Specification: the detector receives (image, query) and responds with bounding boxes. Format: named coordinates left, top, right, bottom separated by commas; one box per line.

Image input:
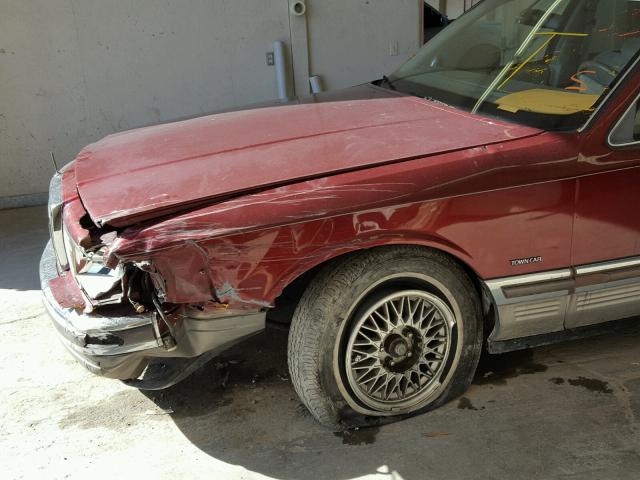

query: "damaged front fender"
left=104, top=132, right=578, bottom=311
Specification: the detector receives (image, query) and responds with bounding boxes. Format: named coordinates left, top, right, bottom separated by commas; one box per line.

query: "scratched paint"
left=93, top=131, right=581, bottom=309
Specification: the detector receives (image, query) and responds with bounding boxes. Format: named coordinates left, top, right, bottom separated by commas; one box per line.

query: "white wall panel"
left=0, top=0, right=421, bottom=202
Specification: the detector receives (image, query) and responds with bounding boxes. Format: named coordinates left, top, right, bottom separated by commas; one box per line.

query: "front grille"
left=48, top=172, right=68, bottom=270
left=48, top=169, right=125, bottom=305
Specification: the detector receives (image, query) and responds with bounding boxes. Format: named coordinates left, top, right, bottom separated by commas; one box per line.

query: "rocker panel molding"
left=486, top=257, right=640, bottom=342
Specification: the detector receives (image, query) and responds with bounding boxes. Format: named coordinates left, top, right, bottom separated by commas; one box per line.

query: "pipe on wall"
left=273, top=41, right=289, bottom=100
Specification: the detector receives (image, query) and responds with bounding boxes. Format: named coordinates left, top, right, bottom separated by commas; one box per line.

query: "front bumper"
left=40, top=240, right=265, bottom=388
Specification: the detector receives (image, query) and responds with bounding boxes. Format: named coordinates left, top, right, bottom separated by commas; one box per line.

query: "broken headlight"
left=62, top=224, right=124, bottom=304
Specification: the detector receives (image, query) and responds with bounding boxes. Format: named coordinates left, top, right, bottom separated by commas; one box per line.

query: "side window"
left=609, top=97, right=640, bottom=147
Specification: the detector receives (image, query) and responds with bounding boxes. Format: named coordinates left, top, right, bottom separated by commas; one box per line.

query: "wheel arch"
left=268, top=238, right=496, bottom=334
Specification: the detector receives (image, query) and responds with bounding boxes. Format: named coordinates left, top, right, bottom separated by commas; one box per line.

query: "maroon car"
left=42, top=0, right=640, bottom=428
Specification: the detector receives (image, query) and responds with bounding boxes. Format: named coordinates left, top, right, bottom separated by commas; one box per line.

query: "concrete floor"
left=2, top=206, right=640, bottom=480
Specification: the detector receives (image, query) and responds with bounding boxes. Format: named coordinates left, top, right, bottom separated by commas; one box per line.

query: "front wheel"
left=287, top=246, right=483, bottom=429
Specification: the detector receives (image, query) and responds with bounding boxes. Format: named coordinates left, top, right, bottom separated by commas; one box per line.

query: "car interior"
left=390, top=0, right=640, bottom=129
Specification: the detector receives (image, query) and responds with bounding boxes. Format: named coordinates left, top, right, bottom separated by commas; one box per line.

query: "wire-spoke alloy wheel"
left=345, top=290, right=455, bottom=412
left=288, top=247, right=483, bottom=428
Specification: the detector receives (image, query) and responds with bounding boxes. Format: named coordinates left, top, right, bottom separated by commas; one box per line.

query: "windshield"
left=388, top=0, right=640, bottom=130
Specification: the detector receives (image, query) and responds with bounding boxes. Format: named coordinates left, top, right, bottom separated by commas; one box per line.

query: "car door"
left=568, top=72, right=640, bottom=329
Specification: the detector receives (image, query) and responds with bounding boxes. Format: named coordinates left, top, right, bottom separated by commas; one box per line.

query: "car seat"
left=575, top=38, right=640, bottom=95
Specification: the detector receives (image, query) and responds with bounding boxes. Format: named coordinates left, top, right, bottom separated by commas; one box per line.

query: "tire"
left=287, top=246, right=483, bottom=430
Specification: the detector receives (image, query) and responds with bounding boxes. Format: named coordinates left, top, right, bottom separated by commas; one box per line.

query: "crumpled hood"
left=75, top=89, right=539, bottom=227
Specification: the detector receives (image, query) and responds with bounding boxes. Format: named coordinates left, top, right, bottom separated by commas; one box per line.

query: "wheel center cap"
left=391, top=340, right=409, bottom=357
left=382, top=330, right=422, bottom=373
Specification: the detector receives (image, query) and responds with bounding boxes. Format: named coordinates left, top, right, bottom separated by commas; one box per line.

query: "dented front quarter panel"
left=107, top=131, right=580, bottom=310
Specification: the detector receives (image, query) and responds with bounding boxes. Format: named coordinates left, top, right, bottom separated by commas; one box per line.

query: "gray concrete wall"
left=1, top=0, right=421, bottom=207
left=0, top=0, right=291, bottom=205
left=306, top=0, right=422, bottom=92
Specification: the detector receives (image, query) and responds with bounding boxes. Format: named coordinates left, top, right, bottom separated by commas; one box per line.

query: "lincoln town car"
left=41, top=0, right=640, bottom=428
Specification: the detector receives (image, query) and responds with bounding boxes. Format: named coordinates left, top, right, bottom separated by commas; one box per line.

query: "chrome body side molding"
left=486, top=257, right=640, bottom=342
